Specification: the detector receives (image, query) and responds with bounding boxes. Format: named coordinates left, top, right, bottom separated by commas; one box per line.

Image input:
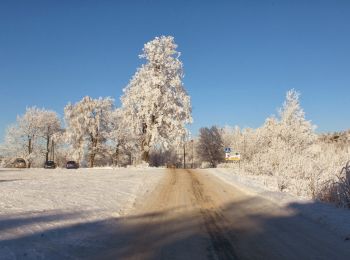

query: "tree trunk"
left=129, top=153, right=132, bottom=165
left=89, top=135, right=98, bottom=168
left=51, top=140, right=55, bottom=162
left=114, top=145, right=119, bottom=166
left=45, top=134, right=50, bottom=163
left=141, top=122, right=151, bottom=163
left=141, top=136, right=151, bottom=163
left=27, top=137, right=32, bottom=168
left=183, top=143, right=186, bottom=169
left=141, top=150, right=150, bottom=163
left=89, top=153, right=95, bottom=168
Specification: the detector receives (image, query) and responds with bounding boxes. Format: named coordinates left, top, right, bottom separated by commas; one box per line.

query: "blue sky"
left=0, top=0, right=349, bottom=141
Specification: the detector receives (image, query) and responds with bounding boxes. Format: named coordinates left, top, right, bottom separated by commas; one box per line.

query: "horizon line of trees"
left=1, top=84, right=349, bottom=209
left=1, top=82, right=349, bottom=171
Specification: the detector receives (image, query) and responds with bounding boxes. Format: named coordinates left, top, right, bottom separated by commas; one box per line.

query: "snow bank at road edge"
left=207, top=168, right=350, bottom=240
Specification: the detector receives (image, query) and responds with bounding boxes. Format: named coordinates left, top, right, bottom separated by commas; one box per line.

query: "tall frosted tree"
left=64, top=96, right=114, bottom=167
left=121, top=36, right=192, bottom=162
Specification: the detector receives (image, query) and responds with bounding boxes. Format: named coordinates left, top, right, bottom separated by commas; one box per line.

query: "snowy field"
left=208, top=168, right=350, bottom=240
left=0, top=167, right=165, bottom=259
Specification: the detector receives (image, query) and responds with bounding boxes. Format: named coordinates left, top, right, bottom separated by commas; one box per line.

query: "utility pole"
left=191, top=139, right=194, bottom=168
left=243, top=134, right=246, bottom=171
left=51, top=140, right=55, bottom=162
left=183, top=142, right=186, bottom=169
left=45, top=126, right=50, bottom=163
left=243, top=134, right=246, bottom=158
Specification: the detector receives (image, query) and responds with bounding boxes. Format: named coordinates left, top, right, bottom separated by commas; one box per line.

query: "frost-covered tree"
left=1, top=124, right=29, bottom=166
left=1, top=107, right=61, bottom=167
left=108, top=108, right=139, bottom=166
left=17, top=107, right=42, bottom=167
left=64, top=96, right=114, bottom=167
left=120, top=36, right=192, bottom=163
left=250, top=90, right=316, bottom=177
left=207, top=90, right=349, bottom=205
left=37, top=110, right=61, bottom=163
left=221, top=126, right=258, bottom=161
left=277, top=89, right=316, bottom=151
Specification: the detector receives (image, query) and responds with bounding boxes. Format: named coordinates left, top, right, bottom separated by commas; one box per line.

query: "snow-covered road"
left=93, top=169, right=350, bottom=260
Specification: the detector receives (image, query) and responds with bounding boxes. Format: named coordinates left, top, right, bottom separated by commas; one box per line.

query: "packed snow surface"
left=208, top=168, right=350, bottom=240
left=0, top=167, right=164, bottom=259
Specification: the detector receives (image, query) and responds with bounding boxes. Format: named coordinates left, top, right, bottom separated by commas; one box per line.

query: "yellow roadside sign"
left=225, top=152, right=241, bottom=161
left=225, top=157, right=240, bottom=161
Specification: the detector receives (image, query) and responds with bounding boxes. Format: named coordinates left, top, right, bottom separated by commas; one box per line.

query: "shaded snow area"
left=0, top=168, right=165, bottom=259
left=207, top=168, right=350, bottom=240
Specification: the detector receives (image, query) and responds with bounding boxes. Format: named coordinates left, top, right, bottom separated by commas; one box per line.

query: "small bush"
left=317, top=161, right=350, bottom=208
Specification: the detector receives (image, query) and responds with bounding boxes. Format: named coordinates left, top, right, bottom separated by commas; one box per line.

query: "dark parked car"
left=44, top=161, right=56, bottom=169
left=66, top=161, right=79, bottom=169
left=14, top=158, right=26, bottom=168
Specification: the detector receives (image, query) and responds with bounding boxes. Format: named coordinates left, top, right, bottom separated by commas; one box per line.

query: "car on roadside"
left=14, top=158, right=26, bottom=168
left=66, top=161, right=79, bottom=169
left=44, top=160, right=56, bottom=169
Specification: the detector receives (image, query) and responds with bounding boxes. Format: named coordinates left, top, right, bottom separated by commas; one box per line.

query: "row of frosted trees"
left=206, top=89, right=349, bottom=207
left=0, top=36, right=192, bottom=168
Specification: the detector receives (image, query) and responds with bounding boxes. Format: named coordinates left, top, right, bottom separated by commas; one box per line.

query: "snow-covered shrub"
left=317, top=161, right=350, bottom=208
left=217, top=162, right=240, bottom=168
left=149, top=148, right=180, bottom=167
left=222, top=89, right=350, bottom=205
left=0, top=157, right=15, bottom=168
left=200, top=161, right=212, bottom=168
left=221, top=126, right=259, bottom=162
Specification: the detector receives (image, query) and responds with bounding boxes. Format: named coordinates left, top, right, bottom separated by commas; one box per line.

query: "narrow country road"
left=96, top=169, right=350, bottom=260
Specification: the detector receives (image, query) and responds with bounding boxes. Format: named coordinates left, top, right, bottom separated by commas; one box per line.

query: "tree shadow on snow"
left=0, top=200, right=350, bottom=259
left=0, top=179, right=23, bottom=183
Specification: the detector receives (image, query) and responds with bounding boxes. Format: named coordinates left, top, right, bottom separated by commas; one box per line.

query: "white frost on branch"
left=120, top=36, right=192, bottom=162
left=64, top=96, right=114, bottom=167
left=1, top=107, right=61, bottom=167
